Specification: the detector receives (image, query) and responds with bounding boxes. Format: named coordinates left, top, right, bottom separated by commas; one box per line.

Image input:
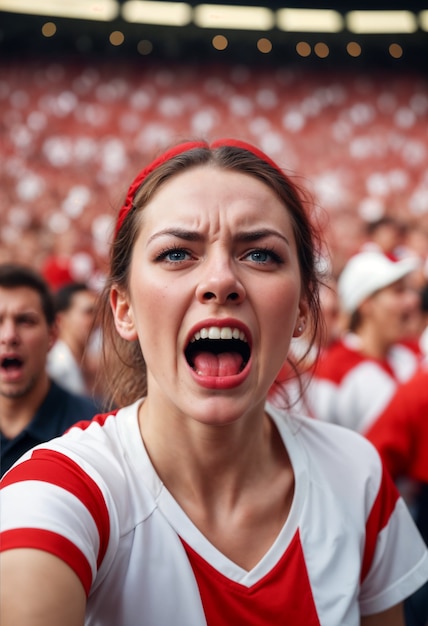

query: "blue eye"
left=246, top=248, right=282, bottom=264
left=250, top=250, right=270, bottom=263
left=166, top=249, right=188, bottom=262
left=156, top=247, right=191, bottom=263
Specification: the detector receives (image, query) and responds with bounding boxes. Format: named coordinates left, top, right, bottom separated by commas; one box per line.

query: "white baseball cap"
left=338, top=251, right=419, bottom=314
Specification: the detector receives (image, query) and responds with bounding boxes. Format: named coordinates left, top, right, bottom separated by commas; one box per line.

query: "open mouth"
left=1, top=356, right=24, bottom=373
left=185, top=326, right=251, bottom=377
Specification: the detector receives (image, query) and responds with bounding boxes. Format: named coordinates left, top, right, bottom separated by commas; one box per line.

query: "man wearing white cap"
left=305, top=251, right=421, bottom=434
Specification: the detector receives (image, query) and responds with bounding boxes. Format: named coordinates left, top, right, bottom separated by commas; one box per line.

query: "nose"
left=196, top=254, right=246, bottom=305
left=0, top=319, right=19, bottom=346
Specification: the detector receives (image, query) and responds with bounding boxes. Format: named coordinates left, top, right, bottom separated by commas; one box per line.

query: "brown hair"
left=0, top=263, right=55, bottom=326
left=99, top=141, right=324, bottom=408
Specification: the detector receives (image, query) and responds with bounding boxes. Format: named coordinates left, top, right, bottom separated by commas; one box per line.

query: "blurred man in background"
left=0, top=264, right=99, bottom=476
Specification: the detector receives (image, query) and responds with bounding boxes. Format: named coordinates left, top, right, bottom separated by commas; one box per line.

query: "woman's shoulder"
left=0, top=400, right=157, bottom=557
left=269, top=404, right=383, bottom=483
left=299, top=412, right=379, bottom=456
left=2, top=402, right=141, bottom=493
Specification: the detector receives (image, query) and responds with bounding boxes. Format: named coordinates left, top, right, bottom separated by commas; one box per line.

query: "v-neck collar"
left=118, top=401, right=308, bottom=587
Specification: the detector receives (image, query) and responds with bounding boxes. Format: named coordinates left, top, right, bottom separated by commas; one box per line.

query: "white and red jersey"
left=304, top=334, right=420, bottom=433
left=1, top=401, right=428, bottom=626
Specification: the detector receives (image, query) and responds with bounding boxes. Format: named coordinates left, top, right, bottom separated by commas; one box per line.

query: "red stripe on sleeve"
left=1, top=528, right=93, bottom=595
left=361, top=462, right=400, bottom=583
left=67, top=410, right=119, bottom=433
left=1, top=449, right=110, bottom=568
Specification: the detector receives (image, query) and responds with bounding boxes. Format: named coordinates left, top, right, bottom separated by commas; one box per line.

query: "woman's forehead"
left=138, top=166, right=294, bottom=235
left=144, top=165, right=287, bottom=212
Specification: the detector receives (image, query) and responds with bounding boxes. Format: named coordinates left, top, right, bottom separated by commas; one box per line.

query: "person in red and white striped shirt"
left=304, top=250, right=422, bottom=433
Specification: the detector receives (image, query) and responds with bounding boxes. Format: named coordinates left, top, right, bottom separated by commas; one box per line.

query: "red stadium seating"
left=1, top=60, right=427, bottom=284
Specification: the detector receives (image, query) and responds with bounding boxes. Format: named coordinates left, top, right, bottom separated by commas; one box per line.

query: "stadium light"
left=194, top=4, right=274, bottom=31
left=122, top=1, right=192, bottom=26
left=419, top=11, right=428, bottom=31
left=346, top=11, right=418, bottom=34
left=0, top=0, right=119, bottom=20
left=277, top=9, right=343, bottom=33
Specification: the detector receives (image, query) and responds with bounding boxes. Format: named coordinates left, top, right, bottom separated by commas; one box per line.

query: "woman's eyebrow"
left=235, top=229, right=290, bottom=246
left=147, top=228, right=203, bottom=244
left=147, top=227, right=290, bottom=246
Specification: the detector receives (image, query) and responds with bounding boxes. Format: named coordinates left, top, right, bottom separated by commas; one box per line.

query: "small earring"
left=298, top=325, right=303, bottom=333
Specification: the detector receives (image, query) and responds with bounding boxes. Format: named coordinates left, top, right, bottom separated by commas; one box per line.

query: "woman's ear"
left=110, top=287, right=138, bottom=342
left=293, top=297, right=309, bottom=338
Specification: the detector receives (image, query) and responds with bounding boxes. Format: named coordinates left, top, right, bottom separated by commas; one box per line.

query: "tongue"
left=193, top=351, right=243, bottom=377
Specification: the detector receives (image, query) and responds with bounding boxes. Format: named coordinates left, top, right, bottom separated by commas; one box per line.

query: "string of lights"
left=1, top=1, right=427, bottom=67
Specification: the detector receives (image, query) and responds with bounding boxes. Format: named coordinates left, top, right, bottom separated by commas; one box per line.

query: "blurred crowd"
left=1, top=60, right=428, bottom=285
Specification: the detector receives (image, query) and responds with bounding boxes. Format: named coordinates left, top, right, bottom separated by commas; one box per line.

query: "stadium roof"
left=1, top=1, right=427, bottom=68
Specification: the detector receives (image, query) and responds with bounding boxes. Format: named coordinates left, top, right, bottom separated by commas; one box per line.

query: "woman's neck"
left=138, top=397, right=294, bottom=570
left=138, top=396, right=281, bottom=505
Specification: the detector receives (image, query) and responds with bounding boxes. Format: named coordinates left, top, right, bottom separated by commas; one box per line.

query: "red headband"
left=114, top=138, right=285, bottom=238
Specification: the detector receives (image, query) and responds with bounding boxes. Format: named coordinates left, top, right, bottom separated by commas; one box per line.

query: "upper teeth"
left=190, top=327, right=247, bottom=342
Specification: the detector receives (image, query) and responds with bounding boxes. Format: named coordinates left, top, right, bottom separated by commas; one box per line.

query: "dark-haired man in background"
left=0, top=264, right=99, bottom=476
